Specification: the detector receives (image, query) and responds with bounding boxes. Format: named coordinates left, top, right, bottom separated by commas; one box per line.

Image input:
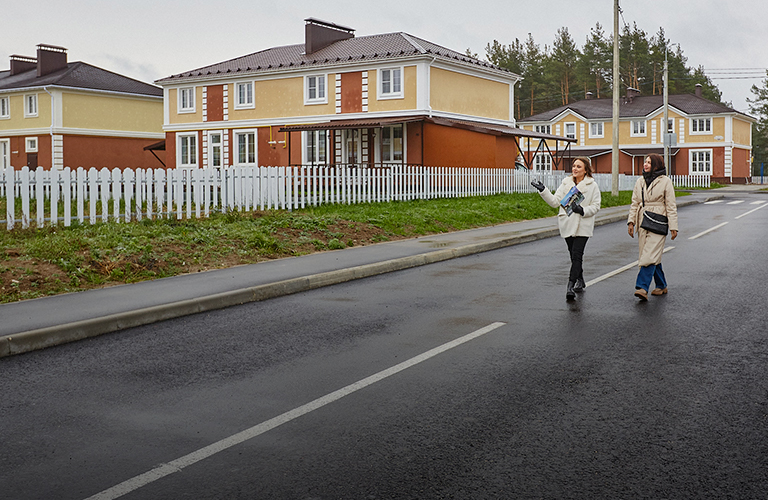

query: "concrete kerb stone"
left=0, top=195, right=716, bottom=358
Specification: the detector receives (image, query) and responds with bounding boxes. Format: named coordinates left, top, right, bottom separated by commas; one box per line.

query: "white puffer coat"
left=538, top=175, right=602, bottom=238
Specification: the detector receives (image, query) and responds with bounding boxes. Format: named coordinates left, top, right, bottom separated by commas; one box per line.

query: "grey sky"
left=4, top=0, right=765, bottom=114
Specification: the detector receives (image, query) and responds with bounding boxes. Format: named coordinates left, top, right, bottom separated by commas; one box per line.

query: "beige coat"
left=539, top=175, right=602, bottom=238
left=627, top=175, right=678, bottom=267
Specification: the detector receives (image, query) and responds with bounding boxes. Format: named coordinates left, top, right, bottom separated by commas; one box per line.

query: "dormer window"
left=305, top=74, right=327, bottom=104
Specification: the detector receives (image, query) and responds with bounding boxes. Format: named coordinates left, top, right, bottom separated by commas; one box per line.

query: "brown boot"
left=634, top=288, right=648, bottom=301
left=651, top=287, right=668, bottom=296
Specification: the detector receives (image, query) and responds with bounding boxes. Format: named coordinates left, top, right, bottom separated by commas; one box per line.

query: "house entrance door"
left=27, top=153, right=38, bottom=169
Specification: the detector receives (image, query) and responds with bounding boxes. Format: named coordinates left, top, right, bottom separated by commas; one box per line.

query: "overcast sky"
left=4, top=0, right=765, bottom=115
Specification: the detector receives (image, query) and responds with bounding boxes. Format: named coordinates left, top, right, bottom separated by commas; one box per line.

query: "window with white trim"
left=534, top=124, right=551, bottom=134
left=381, top=125, right=404, bottom=163
left=178, top=87, right=195, bottom=113
left=534, top=154, right=552, bottom=172
left=305, top=75, right=327, bottom=104
left=25, top=137, right=38, bottom=153
left=303, top=130, right=327, bottom=165
left=667, top=118, right=675, bottom=132
left=0, top=139, right=10, bottom=169
left=589, top=122, right=604, bottom=138
left=235, top=130, right=257, bottom=166
left=379, top=67, right=403, bottom=99
left=564, top=122, right=576, bottom=140
left=691, top=117, right=711, bottom=134
left=690, top=149, right=712, bottom=174
left=208, top=132, right=222, bottom=168
left=177, top=133, right=197, bottom=167
left=235, top=82, right=254, bottom=109
left=24, top=94, right=38, bottom=117
left=631, top=120, right=646, bottom=136
left=0, top=97, right=9, bottom=119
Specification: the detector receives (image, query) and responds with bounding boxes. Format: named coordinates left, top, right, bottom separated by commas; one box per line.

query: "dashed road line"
left=704, top=200, right=724, bottom=204
left=84, top=322, right=507, bottom=500
left=727, top=200, right=745, bottom=205
left=735, top=202, right=768, bottom=219
left=689, top=222, right=729, bottom=240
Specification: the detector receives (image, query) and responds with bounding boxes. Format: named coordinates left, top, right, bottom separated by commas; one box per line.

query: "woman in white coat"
left=627, top=153, right=678, bottom=301
left=532, top=156, right=602, bottom=300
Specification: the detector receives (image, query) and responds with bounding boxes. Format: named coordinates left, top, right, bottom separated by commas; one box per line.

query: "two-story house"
left=155, top=18, right=570, bottom=171
left=0, top=44, right=164, bottom=171
left=517, top=86, right=755, bottom=183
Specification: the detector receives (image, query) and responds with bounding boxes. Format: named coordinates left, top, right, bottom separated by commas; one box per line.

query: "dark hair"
left=645, top=154, right=666, bottom=173
left=572, top=156, right=593, bottom=177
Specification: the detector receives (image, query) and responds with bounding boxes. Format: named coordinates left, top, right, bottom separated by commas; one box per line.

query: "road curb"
left=0, top=196, right=710, bottom=358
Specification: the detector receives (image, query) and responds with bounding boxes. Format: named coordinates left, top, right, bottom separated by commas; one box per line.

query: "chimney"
left=695, top=83, right=703, bottom=97
left=585, top=91, right=594, bottom=100
left=625, top=87, right=641, bottom=104
left=9, top=54, right=37, bottom=76
left=36, top=44, right=68, bottom=77
left=304, top=18, right=354, bottom=55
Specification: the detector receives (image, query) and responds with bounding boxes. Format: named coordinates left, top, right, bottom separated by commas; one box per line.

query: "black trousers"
left=565, top=236, right=589, bottom=283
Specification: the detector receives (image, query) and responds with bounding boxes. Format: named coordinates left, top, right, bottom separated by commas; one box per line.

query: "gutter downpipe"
left=43, top=87, right=55, bottom=170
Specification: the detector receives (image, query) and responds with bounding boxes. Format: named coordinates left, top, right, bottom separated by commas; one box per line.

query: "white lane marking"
left=750, top=200, right=767, bottom=205
left=689, top=222, right=729, bottom=240
left=585, top=246, right=675, bottom=288
left=85, top=322, right=507, bottom=500
left=727, top=200, right=745, bottom=205
left=704, top=200, right=724, bottom=204
left=735, top=202, right=768, bottom=219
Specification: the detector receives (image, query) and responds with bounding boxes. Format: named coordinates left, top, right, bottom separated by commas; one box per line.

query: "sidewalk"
left=0, top=191, right=727, bottom=357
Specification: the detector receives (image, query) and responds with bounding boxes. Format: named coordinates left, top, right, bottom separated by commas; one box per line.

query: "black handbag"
left=640, top=188, right=669, bottom=236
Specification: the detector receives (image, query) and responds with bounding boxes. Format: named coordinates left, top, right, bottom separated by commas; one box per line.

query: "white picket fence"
left=1, top=165, right=706, bottom=230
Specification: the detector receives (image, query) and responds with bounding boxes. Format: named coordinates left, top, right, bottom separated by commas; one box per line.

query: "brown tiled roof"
left=156, top=32, right=514, bottom=83
left=0, top=61, right=162, bottom=97
left=518, top=93, right=753, bottom=122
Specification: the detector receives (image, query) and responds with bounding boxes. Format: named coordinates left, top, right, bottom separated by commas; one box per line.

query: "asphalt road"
left=2, top=192, right=767, bottom=500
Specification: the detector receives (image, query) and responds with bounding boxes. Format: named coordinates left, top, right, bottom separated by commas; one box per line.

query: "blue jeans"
left=635, top=263, right=667, bottom=292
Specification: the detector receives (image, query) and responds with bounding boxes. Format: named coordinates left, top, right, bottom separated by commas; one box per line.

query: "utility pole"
left=611, top=0, right=620, bottom=196
left=663, top=49, right=670, bottom=173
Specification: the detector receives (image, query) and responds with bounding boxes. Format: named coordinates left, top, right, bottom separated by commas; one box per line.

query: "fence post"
left=5, top=166, right=14, bottom=230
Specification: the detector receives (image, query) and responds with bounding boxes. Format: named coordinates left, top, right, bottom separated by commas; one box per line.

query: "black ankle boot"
left=566, top=281, right=576, bottom=300
left=574, top=277, right=585, bottom=292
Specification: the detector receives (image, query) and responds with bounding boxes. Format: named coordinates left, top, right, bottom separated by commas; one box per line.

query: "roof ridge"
left=399, top=33, right=427, bottom=54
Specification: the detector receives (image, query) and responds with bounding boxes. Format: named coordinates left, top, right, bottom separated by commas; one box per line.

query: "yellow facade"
left=0, top=92, right=51, bottom=131
left=367, top=66, right=418, bottom=113
left=168, top=87, right=204, bottom=124
left=62, top=92, right=163, bottom=133
left=733, top=118, right=751, bottom=146
left=429, top=67, right=509, bottom=121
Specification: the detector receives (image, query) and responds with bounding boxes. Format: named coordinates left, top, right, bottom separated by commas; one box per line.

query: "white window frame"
left=0, top=97, right=9, bottom=119
left=534, top=154, right=552, bottom=172
left=378, top=67, right=403, bottom=100
left=381, top=125, right=404, bottom=164
left=631, top=120, right=647, bottom=137
left=690, top=149, right=712, bottom=175
left=207, top=131, right=223, bottom=169
left=564, top=122, right=576, bottom=140
left=235, top=82, right=254, bottom=109
left=534, top=124, right=551, bottom=134
left=342, top=129, right=362, bottom=165
left=234, top=130, right=258, bottom=166
left=24, top=94, right=38, bottom=118
left=303, top=130, right=327, bottom=165
left=25, top=137, right=38, bottom=153
left=690, top=117, right=712, bottom=135
left=0, top=139, right=10, bottom=169
left=178, top=87, right=195, bottom=113
left=177, top=132, right=198, bottom=168
left=667, top=118, right=675, bottom=133
left=305, top=74, right=327, bottom=105
left=589, top=122, right=604, bottom=139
